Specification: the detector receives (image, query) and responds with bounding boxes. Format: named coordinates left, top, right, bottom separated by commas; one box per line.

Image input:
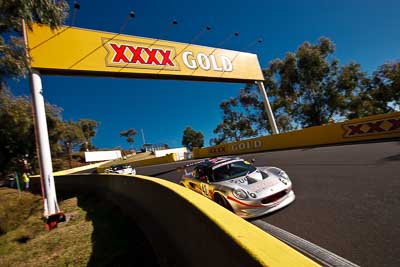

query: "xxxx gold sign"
left=342, top=116, right=400, bottom=138
left=26, top=24, right=264, bottom=82
left=103, top=39, right=179, bottom=70
left=208, top=140, right=263, bottom=154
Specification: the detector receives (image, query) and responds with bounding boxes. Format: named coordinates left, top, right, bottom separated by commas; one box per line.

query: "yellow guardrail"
left=97, top=153, right=178, bottom=173
left=95, top=151, right=155, bottom=168
left=39, top=173, right=319, bottom=267
left=193, top=112, right=400, bottom=158
left=30, top=162, right=106, bottom=178
left=52, top=162, right=105, bottom=176
left=137, top=175, right=320, bottom=267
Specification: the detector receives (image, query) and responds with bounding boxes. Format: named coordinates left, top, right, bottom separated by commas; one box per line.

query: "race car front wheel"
left=214, top=194, right=232, bottom=211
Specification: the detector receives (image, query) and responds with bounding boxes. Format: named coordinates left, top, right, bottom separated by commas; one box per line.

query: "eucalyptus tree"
left=78, top=119, right=99, bottom=151
left=120, top=128, right=137, bottom=150
left=0, top=0, right=69, bottom=82
left=60, top=121, right=85, bottom=168
left=182, top=127, right=204, bottom=150
left=0, top=87, right=64, bottom=174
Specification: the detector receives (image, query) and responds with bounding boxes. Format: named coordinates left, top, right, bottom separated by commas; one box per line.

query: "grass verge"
left=0, top=187, right=158, bottom=267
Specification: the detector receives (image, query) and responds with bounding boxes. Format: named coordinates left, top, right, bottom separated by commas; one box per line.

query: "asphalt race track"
left=135, top=141, right=400, bottom=267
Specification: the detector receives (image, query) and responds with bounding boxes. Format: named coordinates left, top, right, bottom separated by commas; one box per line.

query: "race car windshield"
left=212, top=161, right=256, bottom=182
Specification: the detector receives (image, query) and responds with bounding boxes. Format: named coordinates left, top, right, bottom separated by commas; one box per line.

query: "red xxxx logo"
left=103, top=38, right=179, bottom=70
left=343, top=117, right=400, bottom=138
left=209, top=147, right=225, bottom=154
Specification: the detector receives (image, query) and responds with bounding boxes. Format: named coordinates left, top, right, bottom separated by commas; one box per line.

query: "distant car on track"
left=179, top=157, right=295, bottom=219
left=105, top=165, right=136, bottom=175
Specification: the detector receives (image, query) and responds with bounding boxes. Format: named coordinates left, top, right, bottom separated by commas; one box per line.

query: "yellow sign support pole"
left=256, top=81, right=279, bottom=134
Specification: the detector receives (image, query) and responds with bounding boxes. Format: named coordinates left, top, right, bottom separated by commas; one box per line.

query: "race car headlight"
left=278, top=170, right=289, bottom=180
left=269, top=167, right=290, bottom=180
left=232, top=188, right=248, bottom=200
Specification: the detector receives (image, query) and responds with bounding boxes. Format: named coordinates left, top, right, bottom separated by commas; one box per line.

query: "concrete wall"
left=154, top=147, right=187, bottom=160
left=84, top=150, right=121, bottom=162
left=47, top=174, right=319, bottom=267
left=97, top=153, right=177, bottom=173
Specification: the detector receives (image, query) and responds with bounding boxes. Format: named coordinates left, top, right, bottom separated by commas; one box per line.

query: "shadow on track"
left=382, top=153, right=400, bottom=161
left=148, top=168, right=181, bottom=177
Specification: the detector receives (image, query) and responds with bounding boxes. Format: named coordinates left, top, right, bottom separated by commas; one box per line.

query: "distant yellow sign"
left=26, top=24, right=264, bottom=82
left=192, top=112, right=400, bottom=158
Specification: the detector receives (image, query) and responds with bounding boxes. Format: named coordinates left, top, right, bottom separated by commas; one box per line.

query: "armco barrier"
left=97, top=153, right=177, bottom=173
left=193, top=112, right=400, bottom=158
left=52, top=162, right=105, bottom=175
left=46, top=174, right=319, bottom=267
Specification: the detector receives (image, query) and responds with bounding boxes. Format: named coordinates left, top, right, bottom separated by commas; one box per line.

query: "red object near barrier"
left=45, top=212, right=66, bottom=231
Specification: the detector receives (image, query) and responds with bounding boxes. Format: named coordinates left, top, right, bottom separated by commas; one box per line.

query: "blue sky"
left=9, top=0, right=400, bottom=149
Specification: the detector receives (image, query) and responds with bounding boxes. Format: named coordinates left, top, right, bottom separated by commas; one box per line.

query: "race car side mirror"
left=251, top=158, right=256, bottom=164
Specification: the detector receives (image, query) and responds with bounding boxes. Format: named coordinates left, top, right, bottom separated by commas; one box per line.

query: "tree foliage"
left=120, top=128, right=137, bottom=149
left=182, top=127, right=204, bottom=150
left=0, top=87, right=63, bottom=174
left=211, top=97, right=258, bottom=145
left=265, top=37, right=343, bottom=128
left=368, top=62, right=400, bottom=113
left=60, top=121, right=85, bottom=168
left=77, top=119, right=99, bottom=151
left=0, top=0, right=69, bottom=82
left=0, top=1, right=103, bottom=173
left=0, top=86, right=100, bottom=173
left=213, top=37, right=399, bottom=142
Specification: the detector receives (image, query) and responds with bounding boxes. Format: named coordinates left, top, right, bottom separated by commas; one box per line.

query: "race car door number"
left=200, top=183, right=211, bottom=198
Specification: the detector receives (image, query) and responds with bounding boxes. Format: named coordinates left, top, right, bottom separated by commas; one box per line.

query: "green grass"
left=0, top=188, right=158, bottom=267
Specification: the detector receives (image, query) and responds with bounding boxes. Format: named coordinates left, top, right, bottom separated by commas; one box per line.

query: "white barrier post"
left=23, top=20, right=63, bottom=230
left=30, top=71, right=63, bottom=227
left=256, top=81, right=279, bottom=134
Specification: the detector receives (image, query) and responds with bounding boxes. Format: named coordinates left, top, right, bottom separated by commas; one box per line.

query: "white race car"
left=105, top=165, right=136, bottom=175
left=179, top=157, right=295, bottom=218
